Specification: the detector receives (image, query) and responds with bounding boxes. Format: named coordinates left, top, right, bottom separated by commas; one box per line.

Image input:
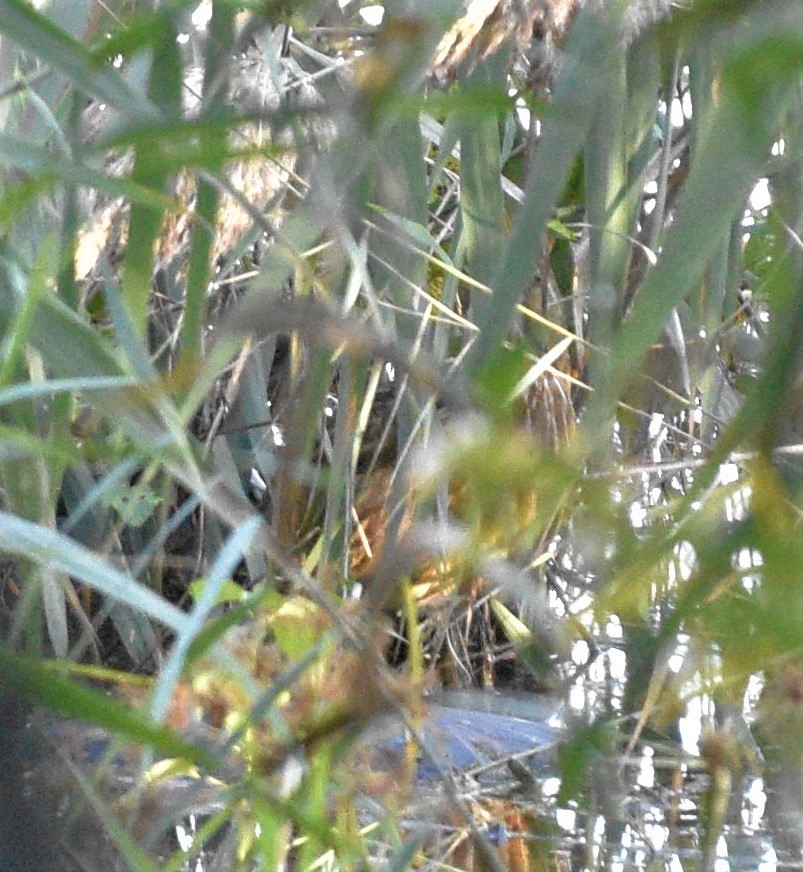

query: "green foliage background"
left=0, top=0, right=802, bottom=867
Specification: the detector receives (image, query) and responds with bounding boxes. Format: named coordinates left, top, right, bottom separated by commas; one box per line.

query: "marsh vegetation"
left=0, top=0, right=802, bottom=869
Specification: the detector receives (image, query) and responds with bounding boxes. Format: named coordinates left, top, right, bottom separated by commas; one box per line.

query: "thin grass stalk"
left=456, top=57, right=507, bottom=331
left=180, top=3, right=238, bottom=368
left=467, top=6, right=627, bottom=382
left=120, top=16, right=182, bottom=338
left=584, top=48, right=630, bottom=409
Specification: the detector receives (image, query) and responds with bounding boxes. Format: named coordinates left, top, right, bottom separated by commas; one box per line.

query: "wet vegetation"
left=0, top=0, right=802, bottom=868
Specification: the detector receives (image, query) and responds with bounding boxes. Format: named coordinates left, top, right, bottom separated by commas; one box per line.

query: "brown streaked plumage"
left=430, top=0, right=681, bottom=83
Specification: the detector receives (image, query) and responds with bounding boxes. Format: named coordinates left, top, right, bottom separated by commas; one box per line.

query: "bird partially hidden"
left=14, top=693, right=563, bottom=870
